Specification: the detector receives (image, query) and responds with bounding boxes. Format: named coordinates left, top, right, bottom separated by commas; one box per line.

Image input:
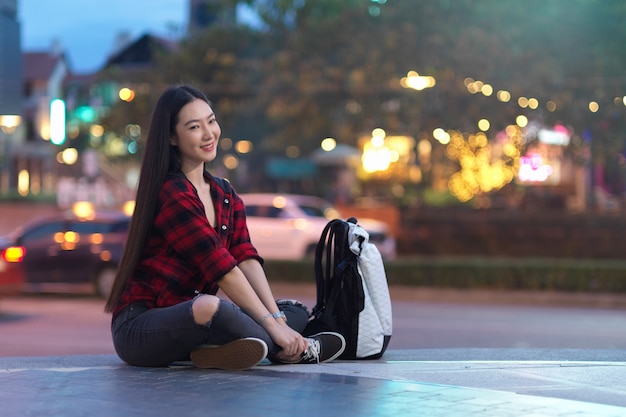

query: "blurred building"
left=0, top=0, right=247, bottom=204
left=0, top=0, right=21, bottom=116
left=103, top=33, right=178, bottom=74
left=22, top=50, right=68, bottom=141
left=17, top=50, right=70, bottom=197
left=0, top=0, right=23, bottom=194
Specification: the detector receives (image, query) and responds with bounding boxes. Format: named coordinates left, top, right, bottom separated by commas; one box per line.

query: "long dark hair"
left=105, top=85, right=211, bottom=313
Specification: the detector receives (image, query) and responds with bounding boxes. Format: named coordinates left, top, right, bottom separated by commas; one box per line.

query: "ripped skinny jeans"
left=111, top=297, right=309, bottom=367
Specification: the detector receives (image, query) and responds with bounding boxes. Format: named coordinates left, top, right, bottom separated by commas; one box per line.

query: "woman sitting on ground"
left=104, top=84, right=345, bottom=370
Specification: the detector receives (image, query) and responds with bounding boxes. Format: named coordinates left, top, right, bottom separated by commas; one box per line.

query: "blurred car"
left=240, top=193, right=396, bottom=261
left=0, top=208, right=130, bottom=298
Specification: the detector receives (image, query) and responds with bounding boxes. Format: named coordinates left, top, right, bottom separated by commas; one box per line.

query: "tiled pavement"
left=1, top=349, right=625, bottom=417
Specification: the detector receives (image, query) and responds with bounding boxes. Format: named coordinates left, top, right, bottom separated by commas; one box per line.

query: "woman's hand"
left=263, top=320, right=307, bottom=360
left=216, top=264, right=308, bottom=360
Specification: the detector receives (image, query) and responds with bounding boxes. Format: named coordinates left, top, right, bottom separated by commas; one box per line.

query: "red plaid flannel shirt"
left=112, top=172, right=262, bottom=316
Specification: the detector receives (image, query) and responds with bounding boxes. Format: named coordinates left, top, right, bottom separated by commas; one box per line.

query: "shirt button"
left=224, top=198, right=230, bottom=204
left=221, top=225, right=227, bottom=230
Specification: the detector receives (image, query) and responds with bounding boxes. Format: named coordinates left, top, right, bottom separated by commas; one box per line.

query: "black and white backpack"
left=304, top=217, right=392, bottom=359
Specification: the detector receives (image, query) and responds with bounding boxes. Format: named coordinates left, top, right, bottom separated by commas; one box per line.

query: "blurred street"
left=2, top=283, right=626, bottom=357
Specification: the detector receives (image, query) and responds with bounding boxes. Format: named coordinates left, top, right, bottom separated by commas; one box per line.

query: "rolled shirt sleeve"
left=123, top=173, right=262, bottom=310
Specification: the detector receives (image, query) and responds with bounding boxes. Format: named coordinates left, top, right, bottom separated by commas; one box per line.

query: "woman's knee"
left=191, top=295, right=220, bottom=325
left=277, top=299, right=309, bottom=332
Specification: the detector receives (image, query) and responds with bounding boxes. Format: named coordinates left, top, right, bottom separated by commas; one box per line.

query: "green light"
left=75, top=106, right=96, bottom=123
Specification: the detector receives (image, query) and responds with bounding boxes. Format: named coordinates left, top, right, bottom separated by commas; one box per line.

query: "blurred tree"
left=98, top=0, right=626, bottom=198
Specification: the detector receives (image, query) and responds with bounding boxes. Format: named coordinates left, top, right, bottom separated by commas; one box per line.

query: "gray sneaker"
left=190, top=337, right=268, bottom=371
left=282, top=332, right=346, bottom=364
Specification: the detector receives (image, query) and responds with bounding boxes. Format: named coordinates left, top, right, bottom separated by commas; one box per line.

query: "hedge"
left=263, top=257, right=626, bottom=293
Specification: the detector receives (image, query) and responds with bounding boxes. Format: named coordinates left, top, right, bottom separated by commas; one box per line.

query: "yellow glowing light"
left=61, top=242, right=76, bottom=251
left=418, top=140, right=432, bottom=157
left=293, top=218, right=308, bottom=230
left=17, top=170, right=29, bottom=196
left=61, top=148, right=78, bottom=165
left=371, top=135, right=385, bottom=148
left=54, top=232, right=64, bottom=244
left=446, top=145, right=458, bottom=159
left=497, top=90, right=511, bottom=102
left=444, top=128, right=521, bottom=203
left=90, top=124, right=104, bottom=137
left=73, top=201, right=95, bottom=220
left=90, top=233, right=104, bottom=244
left=273, top=196, right=287, bottom=209
left=433, top=128, right=450, bottom=144
left=372, top=128, right=386, bottom=138
left=546, top=101, right=557, bottom=112
left=516, top=115, right=528, bottom=127
left=64, top=231, right=79, bottom=243
left=503, top=143, right=518, bottom=157
left=475, top=133, right=488, bottom=147
left=222, top=154, right=239, bottom=169
left=321, top=138, right=337, bottom=151
left=478, top=119, right=490, bottom=132
left=589, top=101, right=599, bottom=112
left=107, top=137, right=126, bottom=156
left=361, top=143, right=392, bottom=173
left=505, top=125, right=519, bottom=137
left=235, top=140, right=253, bottom=154
left=119, top=88, right=135, bottom=102
left=386, top=136, right=412, bottom=155
left=481, top=84, right=493, bottom=96
left=528, top=98, right=539, bottom=109
left=41, top=124, right=51, bottom=141
left=0, top=115, right=22, bottom=133
left=409, top=166, right=422, bottom=183
left=518, top=97, right=529, bottom=108
left=402, top=72, right=436, bottom=90
left=122, top=200, right=135, bottom=217
left=323, top=208, right=341, bottom=219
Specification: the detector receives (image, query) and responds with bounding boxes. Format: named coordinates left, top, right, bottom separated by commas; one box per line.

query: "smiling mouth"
left=201, top=143, right=214, bottom=151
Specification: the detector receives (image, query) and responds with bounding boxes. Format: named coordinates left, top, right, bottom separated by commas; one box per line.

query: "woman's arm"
left=237, top=259, right=284, bottom=319
left=218, top=265, right=306, bottom=357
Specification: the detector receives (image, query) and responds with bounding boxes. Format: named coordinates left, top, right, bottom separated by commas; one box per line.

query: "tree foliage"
left=103, top=0, right=626, bottom=195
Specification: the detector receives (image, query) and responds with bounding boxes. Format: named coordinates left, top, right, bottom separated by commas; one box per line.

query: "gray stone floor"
left=1, top=349, right=625, bottom=417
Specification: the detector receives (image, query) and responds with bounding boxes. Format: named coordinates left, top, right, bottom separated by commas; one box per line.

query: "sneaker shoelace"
left=302, top=338, right=321, bottom=363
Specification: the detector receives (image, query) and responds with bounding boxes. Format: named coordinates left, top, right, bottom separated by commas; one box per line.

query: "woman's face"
left=170, top=98, right=221, bottom=168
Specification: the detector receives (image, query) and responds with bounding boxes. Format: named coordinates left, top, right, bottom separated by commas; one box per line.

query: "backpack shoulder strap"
left=312, top=218, right=356, bottom=317
left=208, top=172, right=233, bottom=195
left=312, top=219, right=336, bottom=316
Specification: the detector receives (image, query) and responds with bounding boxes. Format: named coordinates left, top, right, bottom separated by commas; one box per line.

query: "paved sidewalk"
left=1, top=349, right=625, bottom=417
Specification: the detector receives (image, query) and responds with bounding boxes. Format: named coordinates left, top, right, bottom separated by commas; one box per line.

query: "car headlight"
left=293, top=218, right=308, bottom=230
